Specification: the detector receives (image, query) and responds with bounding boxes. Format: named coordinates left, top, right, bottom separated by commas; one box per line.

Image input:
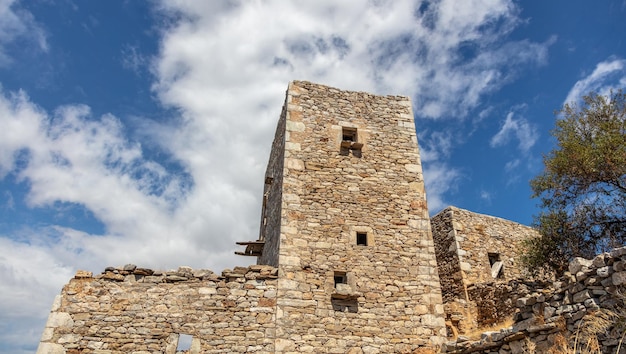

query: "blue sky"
left=0, top=0, right=625, bottom=352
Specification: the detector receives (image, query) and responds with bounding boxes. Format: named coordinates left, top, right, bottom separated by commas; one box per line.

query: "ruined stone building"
left=431, top=207, right=541, bottom=335
left=38, top=81, right=448, bottom=353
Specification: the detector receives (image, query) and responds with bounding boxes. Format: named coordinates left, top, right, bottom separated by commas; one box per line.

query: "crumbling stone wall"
left=37, top=264, right=278, bottom=354
left=265, top=81, right=446, bottom=352
left=432, top=208, right=466, bottom=302
left=432, top=206, right=539, bottom=290
left=445, top=246, right=626, bottom=354
left=432, top=207, right=542, bottom=336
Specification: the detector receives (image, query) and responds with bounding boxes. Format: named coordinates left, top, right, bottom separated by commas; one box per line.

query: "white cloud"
left=0, top=0, right=47, bottom=67
left=423, top=163, right=462, bottom=214
left=418, top=130, right=454, bottom=163
left=0, top=0, right=553, bottom=351
left=490, top=111, right=538, bottom=153
left=479, top=190, right=492, bottom=203
left=564, top=57, right=626, bottom=105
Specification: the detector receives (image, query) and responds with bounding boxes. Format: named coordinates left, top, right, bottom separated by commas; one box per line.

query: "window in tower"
left=340, top=126, right=363, bottom=155
left=331, top=297, right=358, bottom=313
left=334, top=271, right=347, bottom=288
left=356, top=232, right=368, bottom=246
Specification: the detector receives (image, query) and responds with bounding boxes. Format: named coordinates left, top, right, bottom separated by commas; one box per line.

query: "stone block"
left=611, top=271, right=626, bottom=285
left=569, top=257, right=593, bottom=274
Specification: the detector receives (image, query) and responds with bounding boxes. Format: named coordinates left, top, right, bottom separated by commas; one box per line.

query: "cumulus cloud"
left=564, top=57, right=626, bottom=105
left=490, top=111, right=538, bottom=153
left=0, top=0, right=553, bottom=351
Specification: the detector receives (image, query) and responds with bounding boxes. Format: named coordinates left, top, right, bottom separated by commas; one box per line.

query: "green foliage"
left=524, top=90, right=626, bottom=274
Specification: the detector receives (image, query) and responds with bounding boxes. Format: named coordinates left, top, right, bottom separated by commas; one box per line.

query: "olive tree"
left=524, top=90, right=626, bottom=274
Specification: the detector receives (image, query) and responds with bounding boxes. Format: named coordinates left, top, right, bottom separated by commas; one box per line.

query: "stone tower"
left=240, top=81, right=446, bottom=352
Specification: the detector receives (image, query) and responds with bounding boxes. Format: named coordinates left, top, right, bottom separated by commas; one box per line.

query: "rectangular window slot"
left=332, top=297, right=358, bottom=313
left=342, top=127, right=357, bottom=142
left=488, top=253, right=503, bottom=279
left=356, top=232, right=367, bottom=246
left=334, top=271, right=347, bottom=288
left=177, top=333, right=193, bottom=351
left=339, top=127, right=363, bottom=157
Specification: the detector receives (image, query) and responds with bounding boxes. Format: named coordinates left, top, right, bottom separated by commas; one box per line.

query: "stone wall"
left=38, top=264, right=278, bottom=354
left=256, top=97, right=287, bottom=267
left=445, top=246, right=626, bottom=354
left=268, top=81, right=446, bottom=352
left=432, top=207, right=543, bottom=336
left=431, top=208, right=466, bottom=302
left=432, top=207, right=538, bottom=297
left=432, top=206, right=540, bottom=293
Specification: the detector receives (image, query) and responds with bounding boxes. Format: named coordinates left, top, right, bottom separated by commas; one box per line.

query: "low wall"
left=37, top=264, right=278, bottom=354
left=445, top=246, right=626, bottom=354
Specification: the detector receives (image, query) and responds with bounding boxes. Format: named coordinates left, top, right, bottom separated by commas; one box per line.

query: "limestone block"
left=285, top=158, right=304, bottom=170
left=36, top=343, right=66, bottom=354
left=460, top=262, right=471, bottom=272
left=569, top=257, right=593, bottom=274
left=404, top=164, right=421, bottom=173
left=285, top=121, right=305, bottom=132
left=46, top=312, right=74, bottom=328
left=275, top=338, right=295, bottom=351
left=597, top=266, right=611, bottom=278
left=285, top=142, right=301, bottom=151
left=612, top=271, right=626, bottom=286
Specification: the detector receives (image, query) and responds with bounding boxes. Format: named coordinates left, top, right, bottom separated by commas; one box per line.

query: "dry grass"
left=546, top=309, right=623, bottom=354
left=463, top=318, right=515, bottom=341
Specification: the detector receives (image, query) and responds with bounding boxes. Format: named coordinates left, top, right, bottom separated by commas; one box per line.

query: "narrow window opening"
left=488, top=253, right=503, bottom=279
left=177, top=333, right=193, bottom=352
left=356, top=232, right=368, bottom=246
left=331, top=298, right=358, bottom=313
left=342, top=127, right=357, bottom=142
left=334, top=271, right=347, bottom=288
left=340, top=127, right=363, bottom=157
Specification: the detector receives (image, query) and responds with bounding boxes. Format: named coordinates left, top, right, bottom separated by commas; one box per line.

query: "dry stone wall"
left=445, top=246, right=626, bottom=354
left=37, top=264, right=278, bottom=354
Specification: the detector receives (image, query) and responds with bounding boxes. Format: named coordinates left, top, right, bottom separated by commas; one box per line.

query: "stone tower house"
left=240, top=81, right=446, bottom=351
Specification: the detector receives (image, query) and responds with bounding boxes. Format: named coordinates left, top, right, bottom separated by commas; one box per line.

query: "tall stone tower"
left=241, top=81, right=446, bottom=352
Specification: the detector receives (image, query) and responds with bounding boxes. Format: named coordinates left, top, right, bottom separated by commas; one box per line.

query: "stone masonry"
left=38, top=81, right=447, bottom=353
left=252, top=81, right=447, bottom=352
left=38, top=265, right=278, bottom=354
left=444, top=246, right=626, bottom=354
left=431, top=206, right=542, bottom=335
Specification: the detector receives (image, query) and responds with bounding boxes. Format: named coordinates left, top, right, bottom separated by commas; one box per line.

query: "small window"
left=342, top=127, right=357, bottom=142
left=356, top=232, right=367, bottom=246
left=340, top=127, right=363, bottom=152
left=334, top=271, right=347, bottom=288
left=332, top=297, right=358, bottom=313
left=177, top=333, right=193, bottom=351
left=488, top=253, right=503, bottom=279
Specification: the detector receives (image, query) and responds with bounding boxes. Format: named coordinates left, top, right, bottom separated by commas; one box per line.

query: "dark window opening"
left=342, top=127, right=357, bottom=142
left=356, top=232, right=367, bottom=246
left=488, top=253, right=503, bottom=279
left=340, top=127, right=363, bottom=157
left=331, top=297, right=358, bottom=313
left=334, top=271, right=347, bottom=288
